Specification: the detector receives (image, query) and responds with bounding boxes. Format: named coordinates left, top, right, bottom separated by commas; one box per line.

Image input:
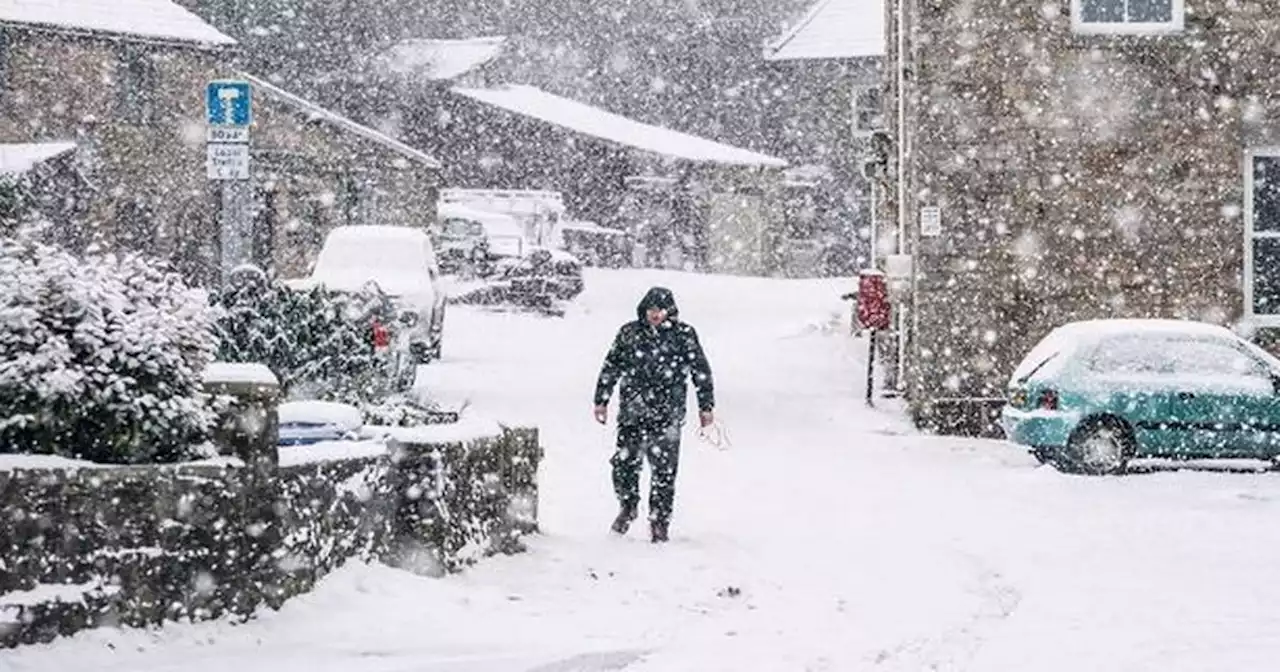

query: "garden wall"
left=0, top=421, right=541, bottom=648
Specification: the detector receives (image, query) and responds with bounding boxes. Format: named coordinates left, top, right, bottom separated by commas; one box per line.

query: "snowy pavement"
left=8, top=268, right=1280, bottom=671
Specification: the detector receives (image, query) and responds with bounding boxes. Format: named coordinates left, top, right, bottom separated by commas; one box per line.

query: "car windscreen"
left=1013, top=352, right=1060, bottom=383
left=1010, top=330, right=1076, bottom=383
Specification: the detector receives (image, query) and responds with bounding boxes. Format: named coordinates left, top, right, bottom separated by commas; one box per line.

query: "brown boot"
left=650, top=520, right=669, bottom=543
left=611, top=504, right=637, bottom=535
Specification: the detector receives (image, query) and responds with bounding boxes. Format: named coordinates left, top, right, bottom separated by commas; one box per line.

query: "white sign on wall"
left=920, top=205, right=942, bottom=237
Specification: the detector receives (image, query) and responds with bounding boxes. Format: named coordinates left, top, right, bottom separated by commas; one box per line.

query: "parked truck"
left=440, top=188, right=567, bottom=250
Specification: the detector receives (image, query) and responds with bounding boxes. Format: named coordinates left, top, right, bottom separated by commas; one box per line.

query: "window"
left=1161, top=340, right=1269, bottom=378
left=115, top=198, right=157, bottom=254
left=1246, top=151, right=1280, bottom=324
left=1071, top=0, right=1184, bottom=34
left=1088, top=336, right=1270, bottom=379
left=116, top=46, right=158, bottom=124
left=1087, top=336, right=1167, bottom=374
left=852, top=86, right=883, bottom=136
left=441, top=218, right=484, bottom=239
left=0, top=29, right=10, bottom=93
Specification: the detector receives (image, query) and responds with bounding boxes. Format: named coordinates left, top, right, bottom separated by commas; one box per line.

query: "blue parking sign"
left=206, top=80, right=252, bottom=127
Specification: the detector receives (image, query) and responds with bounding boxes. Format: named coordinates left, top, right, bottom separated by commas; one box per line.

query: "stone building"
left=0, top=0, right=440, bottom=285
left=763, top=0, right=886, bottom=275
left=883, top=0, right=1280, bottom=433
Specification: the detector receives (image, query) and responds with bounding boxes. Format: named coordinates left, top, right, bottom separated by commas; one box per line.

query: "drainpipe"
left=869, top=180, right=877, bottom=267
left=894, top=0, right=910, bottom=393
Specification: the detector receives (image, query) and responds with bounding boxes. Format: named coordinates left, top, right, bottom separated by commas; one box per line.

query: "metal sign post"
left=205, top=80, right=253, bottom=283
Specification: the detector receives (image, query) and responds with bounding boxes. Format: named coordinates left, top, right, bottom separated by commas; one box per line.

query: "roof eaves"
left=0, top=19, right=237, bottom=51
left=0, top=141, right=79, bottom=176
left=452, top=84, right=787, bottom=168
left=243, top=73, right=442, bottom=170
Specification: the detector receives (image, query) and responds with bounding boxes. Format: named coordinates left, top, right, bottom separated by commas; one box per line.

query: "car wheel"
left=1058, top=417, right=1133, bottom=476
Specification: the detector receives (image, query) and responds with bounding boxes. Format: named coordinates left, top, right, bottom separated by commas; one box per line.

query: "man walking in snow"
left=593, top=286, right=715, bottom=543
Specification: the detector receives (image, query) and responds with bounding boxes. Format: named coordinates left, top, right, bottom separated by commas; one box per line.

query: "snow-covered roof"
left=764, top=0, right=884, bottom=61
left=0, top=142, right=77, bottom=176
left=0, top=0, right=235, bottom=47
left=452, top=85, right=787, bottom=168
left=377, top=36, right=507, bottom=81
left=244, top=74, right=442, bottom=169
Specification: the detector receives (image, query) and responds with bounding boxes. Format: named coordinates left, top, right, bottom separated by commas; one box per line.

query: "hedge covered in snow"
left=209, top=266, right=433, bottom=423
left=0, top=235, right=217, bottom=464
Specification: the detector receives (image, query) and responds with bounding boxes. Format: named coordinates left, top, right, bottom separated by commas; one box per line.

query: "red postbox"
left=855, top=269, right=891, bottom=407
left=857, top=269, right=891, bottom=331
left=371, top=319, right=391, bottom=351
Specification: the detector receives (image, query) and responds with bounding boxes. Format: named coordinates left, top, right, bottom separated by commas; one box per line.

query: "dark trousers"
left=611, top=423, right=682, bottom=525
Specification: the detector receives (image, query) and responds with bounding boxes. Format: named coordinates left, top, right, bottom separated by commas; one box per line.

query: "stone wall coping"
left=0, top=454, right=247, bottom=473
left=362, top=415, right=507, bottom=446
left=277, top=439, right=388, bottom=468
left=202, top=362, right=279, bottom=387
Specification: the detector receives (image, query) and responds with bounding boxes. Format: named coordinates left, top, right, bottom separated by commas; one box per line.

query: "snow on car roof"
left=310, top=225, right=434, bottom=296
left=1009, top=318, right=1238, bottom=384
left=1050, top=318, right=1234, bottom=341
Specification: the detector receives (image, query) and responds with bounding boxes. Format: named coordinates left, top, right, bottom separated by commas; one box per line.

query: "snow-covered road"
left=8, top=268, right=1280, bottom=671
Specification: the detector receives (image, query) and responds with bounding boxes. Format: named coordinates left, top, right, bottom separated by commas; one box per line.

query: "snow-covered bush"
left=210, top=266, right=394, bottom=406
left=0, top=235, right=217, bottom=463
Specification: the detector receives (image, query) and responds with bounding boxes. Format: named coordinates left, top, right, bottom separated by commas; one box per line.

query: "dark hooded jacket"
left=594, top=287, right=715, bottom=428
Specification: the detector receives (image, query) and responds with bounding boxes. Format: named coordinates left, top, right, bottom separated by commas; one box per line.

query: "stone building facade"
left=0, top=9, right=440, bottom=286
left=763, top=0, right=887, bottom=276
left=883, top=0, right=1280, bottom=433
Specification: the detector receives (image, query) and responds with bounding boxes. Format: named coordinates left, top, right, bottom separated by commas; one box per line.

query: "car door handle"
left=1177, top=391, right=1196, bottom=400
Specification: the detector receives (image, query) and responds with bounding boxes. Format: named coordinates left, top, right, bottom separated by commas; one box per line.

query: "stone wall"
left=0, top=426, right=541, bottom=648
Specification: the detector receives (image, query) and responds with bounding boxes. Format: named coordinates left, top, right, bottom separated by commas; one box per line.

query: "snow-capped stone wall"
left=0, top=427, right=541, bottom=648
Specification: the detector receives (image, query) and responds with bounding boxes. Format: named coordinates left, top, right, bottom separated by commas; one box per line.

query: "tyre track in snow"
left=870, top=551, right=1023, bottom=672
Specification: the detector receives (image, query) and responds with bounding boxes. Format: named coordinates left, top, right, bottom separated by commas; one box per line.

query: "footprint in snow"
left=524, top=649, right=650, bottom=672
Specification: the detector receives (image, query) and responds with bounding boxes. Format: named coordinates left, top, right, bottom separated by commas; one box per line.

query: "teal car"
left=1001, top=319, right=1280, bottom=475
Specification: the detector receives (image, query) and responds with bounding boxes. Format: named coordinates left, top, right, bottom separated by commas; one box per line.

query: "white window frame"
left=1244, top=148, right=1280, bottom=328
left=1070, top=0, right=1185, bottom=35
